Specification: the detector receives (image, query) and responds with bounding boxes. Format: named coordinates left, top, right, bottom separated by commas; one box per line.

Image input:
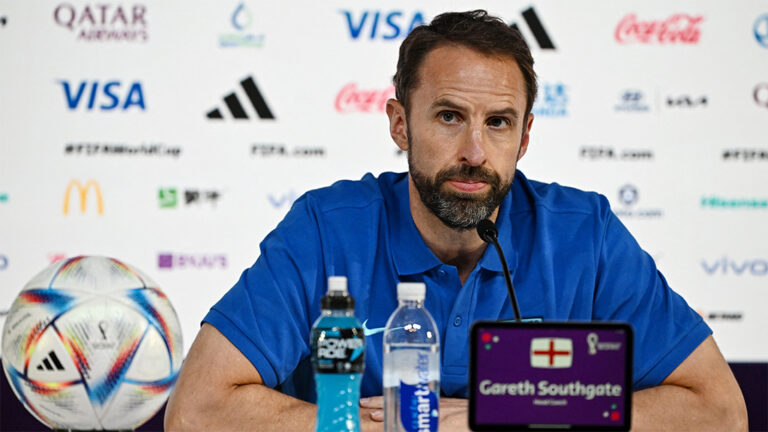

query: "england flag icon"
left=530, top=338, right=573, bottom=368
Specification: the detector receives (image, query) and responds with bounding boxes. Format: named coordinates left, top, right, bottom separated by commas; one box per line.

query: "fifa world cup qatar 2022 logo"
left=615, top=13, right=703, bottom=44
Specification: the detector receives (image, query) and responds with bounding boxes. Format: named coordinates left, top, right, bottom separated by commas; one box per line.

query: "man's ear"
left=386, top=98, right=409, bottom=151
left=517, top=113, right=534, bottom=161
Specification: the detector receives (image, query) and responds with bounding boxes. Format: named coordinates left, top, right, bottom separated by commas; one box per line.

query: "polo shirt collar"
left=389, top=172, right=522, bottom=276
left=390, top=174, right=443, bottom=276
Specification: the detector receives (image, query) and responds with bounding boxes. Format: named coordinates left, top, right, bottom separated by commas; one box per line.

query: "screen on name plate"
left=473, top=327, right=628, bottom=427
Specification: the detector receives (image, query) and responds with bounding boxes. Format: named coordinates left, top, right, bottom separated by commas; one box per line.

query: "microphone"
left=476, top=219, right=522, bottom=322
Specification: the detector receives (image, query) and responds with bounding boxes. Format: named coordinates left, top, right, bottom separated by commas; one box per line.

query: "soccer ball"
left=1, top=256, right=183, bottom=430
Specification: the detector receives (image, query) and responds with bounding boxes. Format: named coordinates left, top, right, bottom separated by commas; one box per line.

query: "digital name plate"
left=469, top=321, right=633, bottom=431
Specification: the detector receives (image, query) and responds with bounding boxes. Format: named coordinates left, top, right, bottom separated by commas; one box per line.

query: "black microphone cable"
left=477, top=219, right=522, bottom=322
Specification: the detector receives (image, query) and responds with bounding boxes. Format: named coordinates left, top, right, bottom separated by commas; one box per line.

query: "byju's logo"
left=509, top=7, right=555, bottom=50
left=219, top=3, right=264, bottom=48
left=63, top=179, right=103, bottom=215
left=530, top=338, right=572, bottom=368
left=666, top=94, right=707, bottom=107
left=158, top=188, right=222, bottom=208
left=531, top=83, right=568, bottom=117
left=755, top=83, right=768, bottom=109
left=615, top=184, right=663, bottom=218
left=701, top=257, right=768, bottom=276
left=207, top=76, right=274, bottom=120
left=615, top=90, right=650, bottom=112
left=59, top=80, right=145, bottom=111
left=615, top=13, right=703, bottom=44
left=341, top=10, right=425, bottom=40
left=755, top=14, right=768, bottom=48
left=722, top=149, right=768, bottom=161
left=0, top=255, right=8, bottom=270
left=335, top=83, right=395, bottom=113
left=53, top=3, right=147, bottom=42
left=157, top=253, right=227, bottom=270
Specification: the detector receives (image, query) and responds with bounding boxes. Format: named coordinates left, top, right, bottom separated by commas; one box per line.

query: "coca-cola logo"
left=335, top=83, right=395, bottom=113
left=615, top=13, right=703, bottom=44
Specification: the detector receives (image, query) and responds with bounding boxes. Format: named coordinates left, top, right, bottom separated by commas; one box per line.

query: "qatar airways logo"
left=615, top=13, right=703, bottom=44
left=335, top=83, right=394, bottom=113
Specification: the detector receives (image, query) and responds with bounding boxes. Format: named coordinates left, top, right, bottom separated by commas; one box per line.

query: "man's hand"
left=360, top=396, right=470, bottom=432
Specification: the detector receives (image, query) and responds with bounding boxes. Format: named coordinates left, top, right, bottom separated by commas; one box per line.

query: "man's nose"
left=459, top=126, right=487, bottom=166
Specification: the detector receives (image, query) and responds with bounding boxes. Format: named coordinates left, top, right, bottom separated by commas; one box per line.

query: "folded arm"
left=631, top=335, right=747, bottom=431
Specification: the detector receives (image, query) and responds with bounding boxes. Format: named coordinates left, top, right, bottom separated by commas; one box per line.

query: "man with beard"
left=165, top=10, right=747, bottom=432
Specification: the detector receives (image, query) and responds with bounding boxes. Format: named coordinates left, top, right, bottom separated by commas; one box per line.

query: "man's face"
left=396, top=44, right=533, bottom=231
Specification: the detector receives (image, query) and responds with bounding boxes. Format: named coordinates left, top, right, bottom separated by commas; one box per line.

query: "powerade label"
left=399, top=353, right=438, bottom=432
left=311, top=327, right=365, bottom=373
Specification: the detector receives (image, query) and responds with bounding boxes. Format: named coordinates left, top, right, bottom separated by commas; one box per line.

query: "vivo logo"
left=59, top=80, right=145, bottom=110
left=341, top=10, right=425, bottom=40
left=701, top=258, right=768, bottom=276
left=267, top=190, right=298, bottom=209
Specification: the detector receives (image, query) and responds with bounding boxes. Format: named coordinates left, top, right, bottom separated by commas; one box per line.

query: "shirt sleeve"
left=592, top=208, right=712, bottom=390
left=202, top=195, right=326, bottom=388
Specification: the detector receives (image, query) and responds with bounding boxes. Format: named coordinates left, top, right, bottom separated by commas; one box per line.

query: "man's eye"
left=488, top=117, right=509, bottom=128
left=441, top=111, right=456, bottom=122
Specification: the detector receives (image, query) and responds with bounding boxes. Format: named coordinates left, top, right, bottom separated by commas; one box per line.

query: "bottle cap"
left=397, top=282, right=425, bottom=301
left=327, top=276, right=348, bottom=296
left=322, top=276, right=354, bottom=309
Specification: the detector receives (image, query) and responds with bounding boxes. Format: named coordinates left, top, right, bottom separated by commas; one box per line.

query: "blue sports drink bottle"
left=311, top=276, right=365, bottom=432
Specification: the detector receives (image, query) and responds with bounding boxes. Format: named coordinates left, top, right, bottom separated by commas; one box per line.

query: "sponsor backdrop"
left=1, top=0, right=767, bottom=430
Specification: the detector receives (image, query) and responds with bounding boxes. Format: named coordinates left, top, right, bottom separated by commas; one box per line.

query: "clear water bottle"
left=311, top=276, right=365, bottom=432
left=383, top=282, right=440, bottom=432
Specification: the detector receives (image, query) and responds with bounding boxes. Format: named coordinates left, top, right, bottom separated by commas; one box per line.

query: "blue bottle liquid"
left=311, top=276, right=365, bottom=432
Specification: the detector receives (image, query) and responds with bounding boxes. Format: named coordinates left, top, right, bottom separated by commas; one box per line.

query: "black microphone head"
left=476, top=219, right=498, bottom=243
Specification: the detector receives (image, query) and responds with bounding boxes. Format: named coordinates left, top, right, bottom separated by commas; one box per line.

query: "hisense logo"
left=701, top=196, right=768, bottom=209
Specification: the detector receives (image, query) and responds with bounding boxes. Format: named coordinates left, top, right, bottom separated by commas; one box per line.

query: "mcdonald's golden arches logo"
left=63, top=179, right=104, bottom=215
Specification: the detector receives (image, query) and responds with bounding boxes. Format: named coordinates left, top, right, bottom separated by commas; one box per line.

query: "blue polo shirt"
left=204, top=171, right=710, bottom=400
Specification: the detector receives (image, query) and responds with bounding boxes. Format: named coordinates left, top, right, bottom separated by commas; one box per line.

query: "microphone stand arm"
left=490, top=239, right=522, bottom=322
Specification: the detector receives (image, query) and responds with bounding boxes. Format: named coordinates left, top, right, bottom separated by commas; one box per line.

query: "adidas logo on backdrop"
left=509, top=7, right=555, bottom=50
left=206, top=76, right=275, bottom=120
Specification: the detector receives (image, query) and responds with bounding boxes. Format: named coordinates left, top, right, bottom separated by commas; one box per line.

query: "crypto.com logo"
left=755, top=14, right=768, bottom=48
left=63, top=179, right=103, bottom=215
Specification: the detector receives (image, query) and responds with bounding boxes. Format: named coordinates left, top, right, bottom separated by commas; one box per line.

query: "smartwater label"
left=398, top=352, right=438, bottom=432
